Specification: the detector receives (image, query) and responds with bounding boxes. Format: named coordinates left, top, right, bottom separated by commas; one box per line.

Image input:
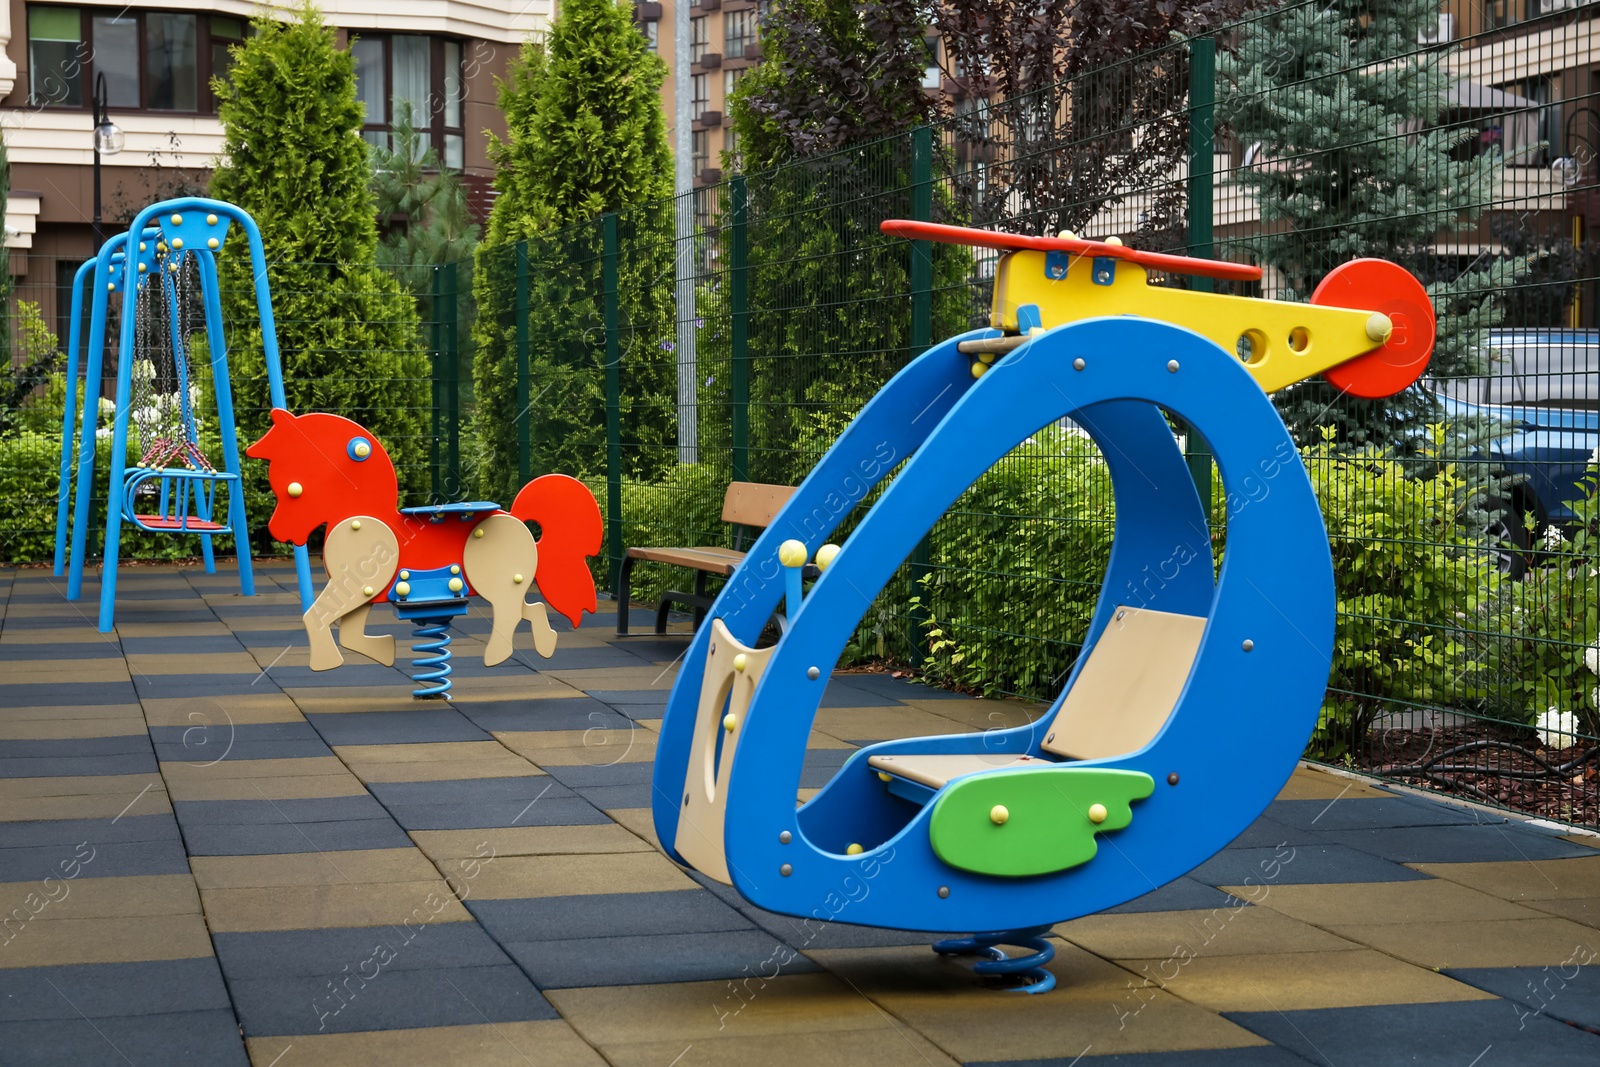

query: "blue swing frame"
left=61, top=197, right=314, bottom=631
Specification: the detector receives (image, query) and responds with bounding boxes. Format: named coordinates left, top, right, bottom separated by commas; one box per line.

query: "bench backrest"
left=722, top=482, right=797, bottom=530
left=1041, top=605, right=1207, bottom=761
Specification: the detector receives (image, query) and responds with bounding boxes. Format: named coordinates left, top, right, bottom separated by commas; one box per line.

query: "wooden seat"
left=617, top=481, right=801, bottom=635
left=868, top=606, right=1206, bottom=791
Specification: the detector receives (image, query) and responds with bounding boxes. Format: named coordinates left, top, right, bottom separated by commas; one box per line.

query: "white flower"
left=1543, top=525, right=1566, bottom=550
left=1536, top=708, right=1579, bottom=748
left=1587, top=641, right=1600, bottom=678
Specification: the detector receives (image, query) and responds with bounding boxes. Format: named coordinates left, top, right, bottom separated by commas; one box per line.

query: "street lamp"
left=91, top=72, right=124, bottom=250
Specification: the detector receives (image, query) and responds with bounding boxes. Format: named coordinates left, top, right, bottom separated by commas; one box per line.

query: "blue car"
left=1432, top=329, right=1599, bottom=575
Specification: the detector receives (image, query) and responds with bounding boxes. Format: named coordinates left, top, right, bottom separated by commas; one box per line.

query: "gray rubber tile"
left=0, top=737, right=153, bottom=758
left=0, top=644, right=125, bottom=660
left=467, top=890, right=753, bottom=942
left=257, top=665, right=413, bottom=688
left=585, top=689, right=670, bottom=706
left=541, top=763, right=652, bottom=789
left=1225, top=815, right=1331, bottom=849
left=366, top=777, right=577, bottom=806
left=1227, top=1000, right=1600, bottom=1066
left=182, top=818, right=413, bottom=856
left=0, top=959, right=233, bottom=1021
left=172, top=796, right=391, bottom=826
left=818, top=683, right=904, bottom=708
left=502, top=929, right=821, bottom=989
left=1448, top=965, right=1600, bottom=1031
left=384, top=796, right=610, bottom=831
left=459, top=698, right=634, bottom=733
left=1321, top=823, right=1599, bottom=864
left=304, top=710, right=491, bottom=746
left=1102, top=876, right=1255, bottom=915
left=214, top=922, right=517, bottom=978
left=0, top=1009, right=248, bottom=1066
left=736, top=904, right=963, bottom=951
left=1187, top=844, right=1429, bottom=886
left=229, top=963, right=555, bottom=1035
left=0, top=814, right=181, bottom=849
left=0, top=838, right=192, bottom=881
left=151, top=738, right=332, bottom=762
left=1266, top=796, right=1490, bottom=831
left=0, top=754, right=159, bottom=779
left=978, top=1047, right=1310, bottom=1065
left=118, top=635, right=244, bottom=655
left=800, top=748, right=853, bottom=788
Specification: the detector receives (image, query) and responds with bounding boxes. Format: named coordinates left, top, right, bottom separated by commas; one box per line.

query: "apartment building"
left=0, top=0, right=552, bottom=323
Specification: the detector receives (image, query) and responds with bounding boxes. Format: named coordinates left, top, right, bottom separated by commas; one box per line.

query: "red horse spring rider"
left=247, top=409, right=603, bottom=696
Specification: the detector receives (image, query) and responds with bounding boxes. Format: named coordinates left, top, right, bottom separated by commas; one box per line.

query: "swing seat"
left=866, top=606, right=1206, bottom=801
left=122, top=467, right=238, bottom=536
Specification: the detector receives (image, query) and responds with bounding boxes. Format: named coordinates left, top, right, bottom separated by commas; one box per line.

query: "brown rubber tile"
left=334, top=741, right=544, bottom=782
left=1325, top=915, right=1600, bottom=969
left=142, top=693, right=306, bottom=727
left=190, top=849, right=442, bottom=889
left=494, top=729, right=660, bottom=766
left=1523, top=895, right=1600, bottom=928
left=0, top=704, right=144, bottom=723
left=410, top=825, right=653, bottom=860
left=199, top=880, right=472, bottom=932
left=468, top=852, right=699, bottom=899
left=0, top=874, right=199, bottom=919
left=1, top=662, right=133, bottom=683
left=0, top=717, right=148, bottom=741
left=0, top=914, right=215, bottom=968
left=163, top=770, right=369, bottom=802
left=1274, top=765, right=1393, bottom=800
left=602, top=808, right=663, bottom=851
left=113, top=621, right=235, bottom=637
left=1223, top=878, right=1546, bottom=926
left=0, top=787, right=172, bottom=822
left=1409, top=856, right=1600, bottom=900
left=0, top=773, right=162, bottom=799
left=125, top=652, right=263, bottom=675
left=600, top=1029, right=961, bottom=1067
left=245, top=1021, right=607, bottom=1066
left=811, top=707, right=970, bottom=742
left=1056, top=904, right=1362, bottom=959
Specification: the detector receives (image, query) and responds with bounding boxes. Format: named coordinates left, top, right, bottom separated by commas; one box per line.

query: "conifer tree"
left=470, top=1, right=676, bottom=503
left=210, top=2, right=429, bottom=518
left=1218, top=0, right=1529, bottom=449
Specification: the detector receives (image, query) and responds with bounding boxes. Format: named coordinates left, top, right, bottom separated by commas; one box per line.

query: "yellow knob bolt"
left=971, top=361, right=988, bottom=380
left=990, top=805, right=1010, bottom=825
left=513, top=574, right=524, bottom=584
left=170, top=213, right=183, bottom=225
left=877, top=771, right=892, bottom=782
left=350, top=519, right=361, bottom=531
left=814, top=543, right=840, bottom=571
left=171, top=238, right=183, bottom=249
left=1088, top=803, right=1108, bottom=825
left=286, top=482, right=303, bottom=498
left=777, top=539, right=808, bottom=567
left=723, top=713, right=736, bottom=731
left=107, top=282, right=115, bottom=291
left=139, top=242, right=147, bottom=252
left=1058, top=230, right=1078, bottom=241
left=207, top=238, right=219, bottom=250
left=846, top=843, right=864, bottom=855
left=978, top=351, right=996, bottom=364
left=1366, top=312, right=1393, bottom=343
left=206, top=214, right=218, bottom=225
left=395, top=582, right=411, bottom=597
left=353, top=441, right=370, bottom=457
left=450, top=565, right=461, bottom=575
left=362, top=586, right=374, bottom=597
left=473, top=527, right=485, bottom=538
left=448, top=577, right=464, bottom=593
left=137, top=263, right=147, bottom=273
left=1103, top=235, right=1124, bottom=246
left=399, top=571, right=410, bottom=580
left=733, top=653, right=748, bottom=673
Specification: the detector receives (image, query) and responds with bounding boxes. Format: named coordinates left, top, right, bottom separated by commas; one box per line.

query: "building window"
left=724, top=9, right=753, bottom=58
left=641, top=19, right=659, bottom=52
left=922, top=37, right=941, bottom=91
left=690, top=16, right=708, bottom=64
left=692, top=129, right=709, bottom=174
left=26, top=7, right=242, bottom=111
left=724, top=67, right=746, bottom=100
left=692, top=73, right=709, bottom=120
left=723, top=125, right=740, bottom=172
left=351, top=33, right=466, bottom=168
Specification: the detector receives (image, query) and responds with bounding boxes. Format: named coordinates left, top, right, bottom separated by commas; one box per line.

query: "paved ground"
left=1, top=560, right=1598, bottom=1066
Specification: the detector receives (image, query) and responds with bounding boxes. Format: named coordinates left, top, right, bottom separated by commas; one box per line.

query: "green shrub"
left=610, top=464, right=730, bottom=607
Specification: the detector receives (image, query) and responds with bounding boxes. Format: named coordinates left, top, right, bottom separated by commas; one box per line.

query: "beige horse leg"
left=463, top=513, right=558, bottom=666
left=337, top=602, right=396, bottom=666
left=305, top=517, right=400, bottom=672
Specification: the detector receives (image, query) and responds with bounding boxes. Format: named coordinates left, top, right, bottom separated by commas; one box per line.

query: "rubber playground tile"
left=542, top=761, right=655, bottom=790
left=150, top=723, right=333, bottom=762
left=0, top=642, right=125, bottom=660
left=278, top=689, right=421, bottom=715
left=1106, top=947, right=1495, bottom=1014
left=836, top=672, right=968, bottom=702
left=304, top=709, right=492, bottom=746
left=112, top=620, right=234, bottom=638
left=466, top=851, right=701, bottom=899
left=541, top=667, right=675, bottom=693
left=1225, top=1000, right=1600, bottom=1066
left=410, top=824, right=654, bottom=860
left=383, top=794, right=611, bottom=831
left=0, top=838, right=192, bottom=882
left=182, top=818, right=414, bottom=857
left=1326, top=915, right=1600, bottom=970
left=200, top=879, right=474, bottom=932
left=495, top=726, right=659, bottom=765
left=0, top=874, right=200, bottom=921
left=229, top=962, right=556, bottom=1036
left=172, top=795, right=392, bottom=825
left=190, top=848, right=441, bottom=889
left=1322, top=822, right=1598, bottom=864
left=1055, top=905, right=1360, bottom=960
left=1186, top=843, right=1429, bottom=886
left=0, top=735, right=154, bottom=760
left=735, top=903, right=963, bottom=951
left=118, top=634, right=246, bottom=655
left=0, top=773, right=162, bottom=801
left=164, top=770, right=369, bottom=803
left=803, top=943, right=1274, bottom=1063
left=1102, top=877, right=1259, bottom=915
left=1449, top=963, right=1600, bottom=1030
left=133, top=676, right=290, bottom=699
left=1221, top=814, right=1331, bottom=849
left=811, top=706, right=973, bottom=742
left=584, top=688, right=672, bottom=705
left=0, top=715, right=150, bottom=743
left=505, top=928, right=822, bottom=989
left=366, top=775, right=577, bottom=807
left=0, top=813, right=180, bottom=849
left=0, top=1009, right=249, bottom=1066
left=525, top=644, right=657, bottom=670
left=333, top=740, right=542, bottom=782
left=140, top=691, right=305, bottom=726
left=124, top=651, right=263, bottom=675
left=468, top=701, right=636, bottom=733
left=0, top=913, right=216, bottom=969
left=1524, top=895, right=1600, bottom=928
left=0, top=958, right=233, bottom=1021
left=468, top=889, right=754, bottom=942
left=245, top=1020, right=608, bottom=1067
left=261, top=663, right=416, bottom=689
left=1, top=660, right=133, bottom=682
left=1224, top=878, right=1546, bottom=927
left=980, top=1047, right=1306, bottom=1067
left=1408, top=855, right=1600, bottom=900
left=816, top=683, right=905, bottom=708
left=159, top=754, right=349, bottom=782
left=212, top=920, right=516, bottom=979
left=0, top=786, right=171, bottom=823
left=799, top=748, right=854, bottom=788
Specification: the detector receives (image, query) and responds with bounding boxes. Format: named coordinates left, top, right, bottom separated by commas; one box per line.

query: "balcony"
left=695, top=52, right=723, bottom=70
left=635, top=2, right=663, bottom=18
left=695, top=110, right=724, bottom=129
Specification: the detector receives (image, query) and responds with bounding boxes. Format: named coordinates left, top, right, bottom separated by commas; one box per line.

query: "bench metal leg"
left=692, top=571, right=709, bottom=629
left=615, top=555, right=636, bottom=636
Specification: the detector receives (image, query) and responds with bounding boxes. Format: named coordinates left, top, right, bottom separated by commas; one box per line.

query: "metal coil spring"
left=410, top=620, right=453, bottom=698
left=932, top=925, right=1056, bottom=993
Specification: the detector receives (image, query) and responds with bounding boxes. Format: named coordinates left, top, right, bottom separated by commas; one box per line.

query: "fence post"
left=429, top=264, right=445, bottom=501
left=730, top=176, right=750, bottom=485
left=909, top=126, right=935, bottom=662
left=1185, top=36, right=1217, bottom=517
left=443, top=259, right=461, bottom=499
left=603, top=213, right=624, bottom=596
left=515, top=240, right=531, bottom=487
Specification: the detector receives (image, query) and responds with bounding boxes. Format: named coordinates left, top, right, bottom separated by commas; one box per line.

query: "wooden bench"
left=616, top=481, right=808, bottom=635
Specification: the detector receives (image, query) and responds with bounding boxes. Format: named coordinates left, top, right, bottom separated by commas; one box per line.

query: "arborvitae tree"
left=1218, top=0, right=1529, bottom=449
left=210, top=2, right=429, bottom=530
left=371, top=104, right=480, bottom=297
left=470, top=1, right=676, bottom=504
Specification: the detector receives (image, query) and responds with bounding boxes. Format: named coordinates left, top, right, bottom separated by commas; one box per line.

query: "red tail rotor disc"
left=1312, top=259, right=1436, bottom=399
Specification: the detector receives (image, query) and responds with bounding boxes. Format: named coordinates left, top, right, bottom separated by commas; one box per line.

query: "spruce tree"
left=1217, top=0, right=1529, bottom=449
left=210, top=2, right=429, bottom=528
left=470, top=1, right=676, bottom=504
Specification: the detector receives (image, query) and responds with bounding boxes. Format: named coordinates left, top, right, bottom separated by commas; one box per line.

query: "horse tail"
left=509, top=475, right=603, bottom=627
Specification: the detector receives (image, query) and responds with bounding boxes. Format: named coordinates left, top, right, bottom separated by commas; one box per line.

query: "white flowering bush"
left=1536, top=707, right=1580, bottom=749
